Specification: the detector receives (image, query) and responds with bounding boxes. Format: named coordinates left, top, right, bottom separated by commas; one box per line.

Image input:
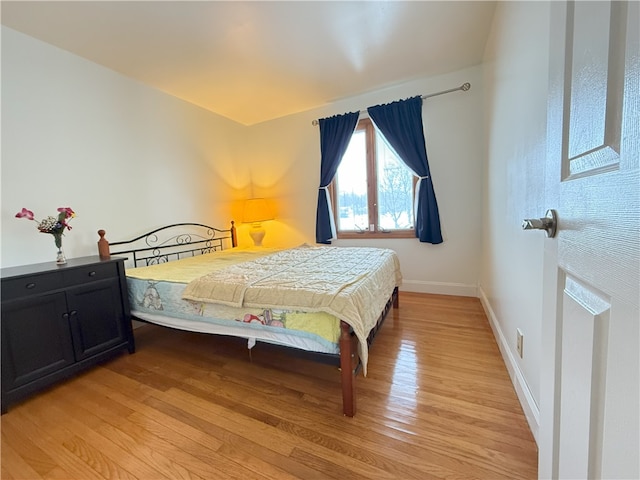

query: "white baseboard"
left=400, top=280, right=478, bottom=297
left=478, top=286, right=540, bottom=444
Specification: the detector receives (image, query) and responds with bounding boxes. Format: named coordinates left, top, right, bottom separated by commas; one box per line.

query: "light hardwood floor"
left=1, top=292, right=538, bottom=479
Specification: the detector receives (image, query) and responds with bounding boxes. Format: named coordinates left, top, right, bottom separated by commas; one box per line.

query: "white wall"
left=1, top=27, right=247, bottom=268
left=243, top=66, right=486, bottom=296
left=480, top=2, right=551, bottom=442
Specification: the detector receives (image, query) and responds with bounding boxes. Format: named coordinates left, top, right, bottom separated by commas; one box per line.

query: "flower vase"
left=56, top=247, right=66, bottom=265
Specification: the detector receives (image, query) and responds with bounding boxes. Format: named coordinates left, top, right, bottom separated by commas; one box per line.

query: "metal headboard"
left=99, top=222, right=237, bottom=267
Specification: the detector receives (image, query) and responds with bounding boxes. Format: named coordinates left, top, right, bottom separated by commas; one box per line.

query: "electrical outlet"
left=516, top=329, right=524, bottom=358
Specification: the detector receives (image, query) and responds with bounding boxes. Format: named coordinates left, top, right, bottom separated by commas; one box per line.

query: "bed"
left=97, top=222, right=401, bottom=416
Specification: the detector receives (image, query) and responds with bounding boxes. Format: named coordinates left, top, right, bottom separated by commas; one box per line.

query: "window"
left=331, top=118, right=416, bottom=239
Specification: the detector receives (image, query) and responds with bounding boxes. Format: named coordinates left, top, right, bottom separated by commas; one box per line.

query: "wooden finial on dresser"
left=97, top=229, right=110, bottom=259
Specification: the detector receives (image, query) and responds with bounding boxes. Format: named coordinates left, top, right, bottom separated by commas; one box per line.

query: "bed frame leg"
left=339, top=321, right=357, bottom=417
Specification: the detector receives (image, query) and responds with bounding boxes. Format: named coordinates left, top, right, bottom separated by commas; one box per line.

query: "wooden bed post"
left=97, top=230, right=110, bottom=259
left=339, top=320, right=357, bottom=417
left=230, top=221, right=237, bottom=248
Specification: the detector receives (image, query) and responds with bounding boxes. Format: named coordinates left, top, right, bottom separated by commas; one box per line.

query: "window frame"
left=330, top=118, right=417, bottom=240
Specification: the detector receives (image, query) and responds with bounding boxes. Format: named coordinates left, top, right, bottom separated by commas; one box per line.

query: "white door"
left=538, top=1, right=639, bottom=479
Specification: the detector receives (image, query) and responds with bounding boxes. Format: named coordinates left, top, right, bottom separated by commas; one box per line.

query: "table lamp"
left=242, top=198, right=274, bottom=246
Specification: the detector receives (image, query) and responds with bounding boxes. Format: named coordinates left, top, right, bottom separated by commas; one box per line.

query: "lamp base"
left=249, top=224, right=266, bottom=247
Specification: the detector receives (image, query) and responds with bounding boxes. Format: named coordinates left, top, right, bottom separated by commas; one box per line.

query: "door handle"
left=522, top=209, right=557, bottom=238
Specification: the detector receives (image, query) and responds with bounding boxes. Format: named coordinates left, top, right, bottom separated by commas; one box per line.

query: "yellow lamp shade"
left=242, top=198, right=274, bottom=224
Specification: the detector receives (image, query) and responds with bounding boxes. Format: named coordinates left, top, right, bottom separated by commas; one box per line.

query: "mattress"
left=126, top=247, right=340, bottom=353
left=125, top=245, right=401, bottom=371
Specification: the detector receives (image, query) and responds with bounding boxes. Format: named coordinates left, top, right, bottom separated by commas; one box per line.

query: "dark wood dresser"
left=1, top=256, right=135, bottom=413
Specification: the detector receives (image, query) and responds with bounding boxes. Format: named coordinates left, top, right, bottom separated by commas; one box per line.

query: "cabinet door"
left=66, top=278, right=126, bottom=361
left=1, top=292, right=75, bottom=391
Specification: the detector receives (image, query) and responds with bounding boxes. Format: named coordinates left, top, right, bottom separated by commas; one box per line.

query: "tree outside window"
left=332, top=118, right=416, bottom=239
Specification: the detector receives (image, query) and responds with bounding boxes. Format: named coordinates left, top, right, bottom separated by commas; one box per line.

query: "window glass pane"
left=376, top=136, right=414, bottom=230
left=336, top=131, right=368, bottom=231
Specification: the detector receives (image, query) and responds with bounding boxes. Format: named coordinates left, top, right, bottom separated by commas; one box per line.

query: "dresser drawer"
left=2, top=272, right=61, bottom=301
left=61, top=262, right=118, bottom=286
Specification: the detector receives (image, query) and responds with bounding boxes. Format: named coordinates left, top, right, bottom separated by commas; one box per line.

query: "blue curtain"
left=367, top=96, right=443, bottom=244
left=315, top=111, right=359, bottom=244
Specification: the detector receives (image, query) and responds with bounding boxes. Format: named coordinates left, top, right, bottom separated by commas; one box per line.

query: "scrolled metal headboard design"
left=99, top=221, right=237, bottom=267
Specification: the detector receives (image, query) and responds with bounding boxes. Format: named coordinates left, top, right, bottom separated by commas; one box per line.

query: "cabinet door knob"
left=88, top=271, right=96, bottom=277
left=26, top=283, right=36, bottom=289
left=69, top=310, right=78, bottom=317
left=63, top=313, right=69, bottom=320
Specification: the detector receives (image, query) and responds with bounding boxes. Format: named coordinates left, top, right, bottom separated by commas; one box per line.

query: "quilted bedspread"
left=182, top=245, right=402, bottom=373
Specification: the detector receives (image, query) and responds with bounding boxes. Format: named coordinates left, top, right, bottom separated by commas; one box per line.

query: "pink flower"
left=15, top=208, right=35, bottom=220
left=57, top=207, right=75, bottom=219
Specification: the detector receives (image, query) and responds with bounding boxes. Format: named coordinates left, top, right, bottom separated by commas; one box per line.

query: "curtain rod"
left=311, top=82, right=471, bottom=126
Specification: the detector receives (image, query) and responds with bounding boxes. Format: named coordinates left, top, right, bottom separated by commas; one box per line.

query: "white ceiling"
left=1, top=1, right=496, bottom=125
